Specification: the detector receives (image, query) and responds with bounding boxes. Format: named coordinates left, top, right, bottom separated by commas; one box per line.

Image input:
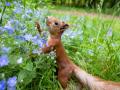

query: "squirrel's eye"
left=54, top=22, right=58, bottom=25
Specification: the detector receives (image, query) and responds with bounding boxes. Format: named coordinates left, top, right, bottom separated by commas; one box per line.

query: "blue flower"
left=42, top=31, right=48, bottom=39
left=7, top=76, right=17, bottom=87
left=33, top=39, right=42, bottom=45
left=0, top=55, right=9, bottom=67
left=4, top=25, right=14, bottom=34
left=23, top=34, right=33, bottom=41
left=26, top=9, right=32, bottom=14
left=34, top=11, right=41, bottom=17
left=22, top=14, right=31, bottom=19
left=7, top=86, right=16, bottom=90
left=32, top=37, right=46, bottom=48
left=0, top=27, right=5, bottom=34
left=38, top=42, right=44, bottom=48
left=9, top=19, right=20, bottom=30
left=13, top=1, right=17, bottom=5
left=9, top=19, right=14, bottom=24
left=14, top=7, right=22, bottom=14
left=41, top=38, right=47, bottom=44
left=33, top=34, right=40, bottom=40
left=1, top=47, right=10, bottom=53
left=14, top=20, right=20, bottom=30
left=21, top=25, right=26, bottom=30
left=32, top=36, right=39, bottom=44
left=38, top=39, right=47, bottom=48
left=14, top=36, right=25, bottom=41
left=46, top=42, right=49, bottom=47
left=6, top=2, right=11, bottom=6
left=0, top=27, right=5, bottom=31
left=0, top=80, right=6, bottom=90
left=0, top=27, right=2, bottom=29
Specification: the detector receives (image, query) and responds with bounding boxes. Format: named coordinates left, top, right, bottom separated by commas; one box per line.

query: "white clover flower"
left=20, top=79, right=23, bottom=83
left=17, top=57, right=23, bottom=64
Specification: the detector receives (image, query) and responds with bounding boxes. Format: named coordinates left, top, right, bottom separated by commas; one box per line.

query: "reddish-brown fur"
left=35, top=21, right=42, bottom=35
left=38, top=16, right=120, bottom=90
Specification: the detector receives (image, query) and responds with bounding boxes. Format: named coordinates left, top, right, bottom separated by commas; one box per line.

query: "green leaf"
left=23, top=61, right=33, bottom=71
left=18, top=70, right=36, bottom=85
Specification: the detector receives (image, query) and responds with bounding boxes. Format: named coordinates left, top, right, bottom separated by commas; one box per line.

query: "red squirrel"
left=37, top=16, right=120, bottom=90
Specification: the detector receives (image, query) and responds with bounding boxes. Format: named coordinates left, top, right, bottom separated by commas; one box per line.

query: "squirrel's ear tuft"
left=61, top=24, right=69, bottom=30
left=64, top=24, right=69, bottom=28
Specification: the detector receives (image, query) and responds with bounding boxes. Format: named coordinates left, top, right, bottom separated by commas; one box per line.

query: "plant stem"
left=0, top=6, right=6, bottom=26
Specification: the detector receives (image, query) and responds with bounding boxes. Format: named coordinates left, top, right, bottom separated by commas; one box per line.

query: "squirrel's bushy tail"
left=73, top=64, right=120, bottom=90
